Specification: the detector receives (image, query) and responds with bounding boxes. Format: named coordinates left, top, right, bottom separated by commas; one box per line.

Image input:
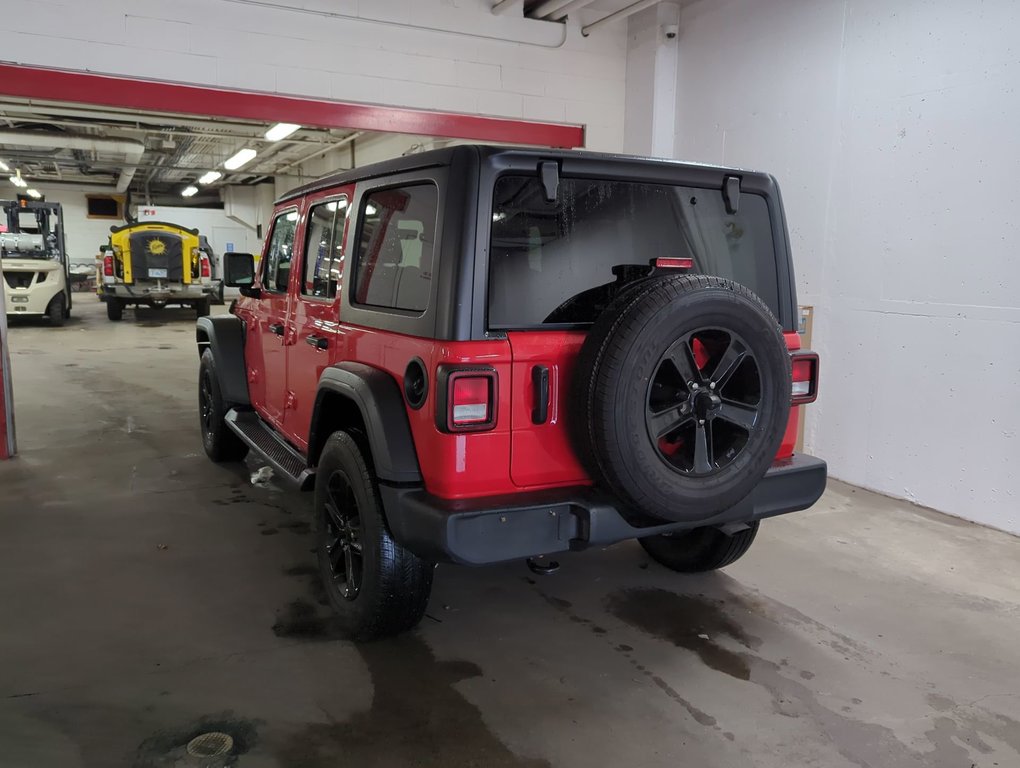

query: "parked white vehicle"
left=1, top=199, right=71, bottom=325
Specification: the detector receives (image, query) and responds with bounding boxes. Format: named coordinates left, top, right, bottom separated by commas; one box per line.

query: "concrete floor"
left=1, top=294, right=1018, bottom=768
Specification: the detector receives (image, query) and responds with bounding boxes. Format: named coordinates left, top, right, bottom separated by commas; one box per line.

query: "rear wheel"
left=106, top=299, right=123, bottom=322
left=640, top=521, right=759, bottom=572
left=199, top=349, right=248, bottom=462
left=46, top=293, right=66, bottom=326
left=316, top=431, right=433, bottom=640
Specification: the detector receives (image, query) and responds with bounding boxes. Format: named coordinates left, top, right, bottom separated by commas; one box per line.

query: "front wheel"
left=199, top=349, right=248, bottom=462
left=316, top=431, right=433, bottom=640
left=47, top=293, right=66, bottom=326
left=639, top=521, right=759, bottom=573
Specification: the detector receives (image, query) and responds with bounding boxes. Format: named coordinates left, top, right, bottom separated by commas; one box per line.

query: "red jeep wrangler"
left=197, top=146, right=825, bottom=640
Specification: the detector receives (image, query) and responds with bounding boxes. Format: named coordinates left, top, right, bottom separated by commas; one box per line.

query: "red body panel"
left=282, top=187, right=355, bottom=450
left=505, top=331, right=589, bottom=488
left=779, top=331, right=802, bottom=459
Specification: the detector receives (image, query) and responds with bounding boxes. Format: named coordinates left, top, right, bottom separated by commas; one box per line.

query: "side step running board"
left=225, top=409, right=315, bottom=491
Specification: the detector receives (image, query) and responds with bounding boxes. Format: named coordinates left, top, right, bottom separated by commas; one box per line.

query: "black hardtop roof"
left=275, top=144, right=768, bottom=205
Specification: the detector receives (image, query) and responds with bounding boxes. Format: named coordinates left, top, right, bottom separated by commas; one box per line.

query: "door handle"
left=531, top=364, right=549, bottom=425
left=305, top=334, right=329, bottom=350
left=268, top=322, right=285, bottom=336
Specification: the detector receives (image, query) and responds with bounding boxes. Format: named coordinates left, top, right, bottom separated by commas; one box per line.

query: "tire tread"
left=317, top=432, right=433, bottom=641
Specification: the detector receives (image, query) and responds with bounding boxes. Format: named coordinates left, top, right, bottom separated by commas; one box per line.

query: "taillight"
left=200, top=254, right=211, bottom=278
left=654, top=257, right=693, bottom=269
left=103, top=254, right=114, bottom=277
left=436, top=367, right=497, bottom=432
left=790, top=351, right=819, bottom=405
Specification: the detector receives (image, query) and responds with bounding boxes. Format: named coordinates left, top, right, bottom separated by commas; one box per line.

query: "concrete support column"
left=623, top=2, right=680, bottom=158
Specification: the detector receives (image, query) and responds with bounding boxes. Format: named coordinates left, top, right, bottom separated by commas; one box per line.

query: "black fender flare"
left=309, top=362, right=422, bottom=485
left=196, top=315, right=250, bottom=407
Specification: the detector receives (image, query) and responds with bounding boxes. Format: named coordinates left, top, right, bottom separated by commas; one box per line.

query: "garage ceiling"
left=0, top=98, right=368, bottom=201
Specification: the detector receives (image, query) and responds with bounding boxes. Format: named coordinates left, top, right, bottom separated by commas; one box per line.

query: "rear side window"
left=488, top=176, right=780, bottom=328
left=301, top=199, right=347, bottom=299
left=353, top=183, right=438, bottom=313
left=263, top=211, right=298, bottom=293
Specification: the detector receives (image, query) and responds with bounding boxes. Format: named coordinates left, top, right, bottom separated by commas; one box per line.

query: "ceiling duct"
left=0, top=130, right=145, bottom=193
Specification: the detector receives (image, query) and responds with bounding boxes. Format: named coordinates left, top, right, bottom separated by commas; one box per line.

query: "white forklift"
left=1, top=196, right=71, bottom=325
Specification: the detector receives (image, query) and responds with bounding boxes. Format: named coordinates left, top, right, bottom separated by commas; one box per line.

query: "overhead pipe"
left=270, top=131, right=364, bottom=176
left=1, top=113, right=331, bottom=147
left=528, top=0, right=574, bottom=19
left=581, top=0, right=661, bottom=35
left=547, top=0, right=597, bottom=21
left=0, top=130, right=143, bottom=193
left=490, top=0, right=521, bottom=14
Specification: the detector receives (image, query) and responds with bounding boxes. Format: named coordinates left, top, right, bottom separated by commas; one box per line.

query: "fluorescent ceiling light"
left=26, top=189, right=41, bottom=199
left=325, top=199, right=348, bottom=212
left=9, top=175, right=27, bottom=188
left=223, top=148, right=257, bottom=170
left=285, top=211, right=299, bottom=222
left=0, top=160, right=9, bottom=172
left=264, top=122, right=301, bottom=142
left=198, top=170, right=222, bottom=185
left=181, top=185, right=199, bottom=197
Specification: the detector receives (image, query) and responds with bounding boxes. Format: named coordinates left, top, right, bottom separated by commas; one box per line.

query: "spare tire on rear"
left=570, top=274, right=791, bottom=524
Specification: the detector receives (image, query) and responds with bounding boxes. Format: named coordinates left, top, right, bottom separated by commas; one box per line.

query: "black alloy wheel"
left=197, top=349, right=248, bottom=462
left=322, top=469, right=364, bottom=601
left=647, top=328, right=762, bottom=476
left=199, top=367, right=216, bottom=445
left=313, top=431, right=433, bottom=639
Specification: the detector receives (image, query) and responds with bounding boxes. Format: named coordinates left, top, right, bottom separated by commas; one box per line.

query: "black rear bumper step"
left=380, top=453, right=827, bottom=565
left=225, top=409, right=314, bottom=490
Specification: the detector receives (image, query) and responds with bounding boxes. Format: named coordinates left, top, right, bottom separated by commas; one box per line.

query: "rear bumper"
left=5, top=284, right=63, bottom=316
left=103, top=284, right=206, bottom=303
left=382, top=453, right=827, bottom=565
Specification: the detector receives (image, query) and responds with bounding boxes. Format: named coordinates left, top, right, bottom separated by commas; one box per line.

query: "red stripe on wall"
left=0, top=64, right=585, bottom=148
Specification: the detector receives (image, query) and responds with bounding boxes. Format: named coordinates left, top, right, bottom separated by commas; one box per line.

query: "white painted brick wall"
left=675, top=0, right=1020, bottom=534
left=4, top=0, right=627, bottom=151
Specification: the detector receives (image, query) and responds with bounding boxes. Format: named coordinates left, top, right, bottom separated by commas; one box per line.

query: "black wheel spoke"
left=667, top=340, right=702, bottom=385
left=648, top=406, right=694, bottom=438
left=343, top=549, right=357, bottom=596
left=324, top=498, right=345, bottom=531
left=693, top=422, right=713, bottom=474
left=649, top=327, right=761, bottom=476
left=322, top=470, right=364, bottom=602
left=329, top=540, right=345, bottom=570
left=711, top=340, right=746, bottom=388
left=716, top=400, right=758, bottom=431
left=348, top=532, right=363, bottom=554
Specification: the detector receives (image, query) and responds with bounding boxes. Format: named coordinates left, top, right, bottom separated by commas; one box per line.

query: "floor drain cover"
left=186, top=731, right=234, bottom=758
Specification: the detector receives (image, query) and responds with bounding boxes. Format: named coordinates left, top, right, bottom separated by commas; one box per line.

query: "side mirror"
left=224, top=252, right=258, bottom=296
